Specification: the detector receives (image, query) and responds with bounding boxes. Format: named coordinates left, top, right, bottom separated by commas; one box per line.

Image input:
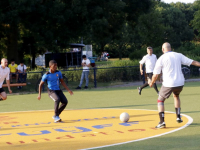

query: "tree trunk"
left=31, top=47, right=36, bottom=69
left=7, top=24, right=19, bottom=63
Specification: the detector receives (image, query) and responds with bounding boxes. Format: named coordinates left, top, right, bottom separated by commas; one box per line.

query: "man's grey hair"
left=147, top=46, right=153, bottom=50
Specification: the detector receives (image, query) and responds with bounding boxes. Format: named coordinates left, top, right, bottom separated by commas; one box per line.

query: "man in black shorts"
left=138, top=47, right=159, bottom=95
left=0, top=58, right=12, bottom=101
left=37, top=60, right=73, bottom=122
left=150, top=42, right=200, bottom=128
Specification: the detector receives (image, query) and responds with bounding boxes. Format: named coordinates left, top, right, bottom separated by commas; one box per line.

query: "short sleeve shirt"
left=82, top=59, right=90, bottom=71
left=139, top=54, right=157, bottom=73
left=17, top=65, right=27, bottom=72
left=0, top=66, right=10, bottom=88
left=153, top=52, right=193, bottom=87
left=8, top=64, right=18, bottom=73
left=41, top=70, right=63, bottom=90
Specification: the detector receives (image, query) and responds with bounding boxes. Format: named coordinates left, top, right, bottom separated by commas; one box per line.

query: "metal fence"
left=6, top=65, right=200, bottom=93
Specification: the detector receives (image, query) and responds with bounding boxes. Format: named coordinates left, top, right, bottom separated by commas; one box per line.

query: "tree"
left=157, top=2, right=193, bottom=48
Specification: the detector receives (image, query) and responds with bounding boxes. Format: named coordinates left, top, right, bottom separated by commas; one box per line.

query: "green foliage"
left=129, top=48, right=147, bottom=60
left=0, top=0, right=198, bottom=63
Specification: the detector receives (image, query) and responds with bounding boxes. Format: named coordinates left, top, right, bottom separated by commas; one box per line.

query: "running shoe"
left=54, top=116, right=61, bottom=122
left=176, top=118, right=183, bottom=123
left=155, top=122, right=166, bottom=128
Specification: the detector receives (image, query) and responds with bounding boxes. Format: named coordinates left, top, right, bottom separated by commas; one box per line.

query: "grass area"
left=0, top=82, right=200, bottom=149
left=95, top=58, right=139, bottom=67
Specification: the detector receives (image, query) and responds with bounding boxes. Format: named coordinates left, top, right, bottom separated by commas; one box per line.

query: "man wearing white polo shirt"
left=137, top=47, right=159, bottom=95
left=150, top=42, right=200, bottom=128
left=17, top=61, right=27, bottom=83
left=75, top=55, right=90, bottom=89
left=0, top=58, right=12, bottom=101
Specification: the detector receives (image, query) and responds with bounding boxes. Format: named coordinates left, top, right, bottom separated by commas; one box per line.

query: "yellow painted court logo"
left=0, top=109, right=193, bottom=150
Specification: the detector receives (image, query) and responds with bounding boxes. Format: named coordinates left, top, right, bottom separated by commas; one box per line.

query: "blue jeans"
left=18, top=73, right=27, bottom=83
left=79, top=71, right=89, bottom=87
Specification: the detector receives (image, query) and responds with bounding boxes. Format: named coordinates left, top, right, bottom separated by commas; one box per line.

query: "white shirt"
left=82, top=59, right=90, bottom=71
left=139, top=54, right=157, bottom=73
left=0, top=65, right=10, bottom=88
left=17, top=65, right=27, bottom=72
left=153, top=52, right=193, bottom=87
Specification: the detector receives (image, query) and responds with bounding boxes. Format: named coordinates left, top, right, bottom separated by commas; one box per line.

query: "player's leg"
left=137, top=73, right=150, bottom=95
left=57, top=90, right=68, bottom=116
left=148, top=73, right=159, bottom=94
left=84, top=71, right=89, bottom=89
left=172, top=86, right=183, bottom=123
left=48, top=90, right=61, bottom=122
left=0, top=88, right=7, bottom=100
left=76, top=72, right=85, bottom=89
left=155, top=86, right=172, bottom=128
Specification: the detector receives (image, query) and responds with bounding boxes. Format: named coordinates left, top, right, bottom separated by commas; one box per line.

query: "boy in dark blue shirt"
left=37, top=60, right=73, bottom=122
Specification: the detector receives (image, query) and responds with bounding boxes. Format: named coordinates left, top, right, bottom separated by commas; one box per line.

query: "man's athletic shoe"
left=155, top=122, right=166, bottom=128
left=176, top=118, right=183, bottom=123
left=75, top=86, right=81, bottom=89
left=84, top=86, right=88, bottom=89
left=137, top=87, right=141, bottom=95
left=54, top=116, right=61, bottom=122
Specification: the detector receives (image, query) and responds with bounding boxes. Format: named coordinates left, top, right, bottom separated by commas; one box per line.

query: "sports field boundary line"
left=0, top=108, right=193, bottom=149
left=77, top=109, right=193, bottom=150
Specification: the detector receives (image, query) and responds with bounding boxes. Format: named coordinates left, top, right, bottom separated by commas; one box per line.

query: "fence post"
left=93, top=67, right=97, bottom=88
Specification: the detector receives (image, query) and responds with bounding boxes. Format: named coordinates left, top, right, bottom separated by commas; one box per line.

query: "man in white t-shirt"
left=137, top=47, right=159, bottom=95
left=149, top=42, right=200, bottom=128
left=0, top=58, right=12, bottom=101
left=17, top=61, right=27, bottom=85
left=76, top=55, right=90, bottom=89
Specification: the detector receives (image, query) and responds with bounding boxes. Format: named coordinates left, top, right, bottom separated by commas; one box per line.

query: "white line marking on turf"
left=79, top=109, right=193, bottom=150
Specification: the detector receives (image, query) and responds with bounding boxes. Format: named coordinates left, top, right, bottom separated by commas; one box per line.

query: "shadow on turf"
left=187, top=123, right=200, bottom=127
left=182, top=111, right=200, bottom=114
left=92, top=104, right=156, bottom=109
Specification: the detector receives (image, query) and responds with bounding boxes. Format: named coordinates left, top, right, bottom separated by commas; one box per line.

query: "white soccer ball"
left=120, top=112, right=129, bottom=122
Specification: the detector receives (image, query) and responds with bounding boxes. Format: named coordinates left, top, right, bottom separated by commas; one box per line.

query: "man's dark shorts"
left=10, top=73, right=17, bottom=77
left=146, top=73, right=153, bottom=80
left=0, top=88, right=5, bottom=93
left=158, top=85, right=183, bottom=101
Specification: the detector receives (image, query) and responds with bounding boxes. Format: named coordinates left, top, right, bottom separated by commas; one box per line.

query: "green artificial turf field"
left=0, top=81, right=200, bottom=150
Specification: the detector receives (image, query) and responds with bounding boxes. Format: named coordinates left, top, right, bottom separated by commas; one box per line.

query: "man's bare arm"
left=37, top=81, right=44, bottom=100
left=140, top=64, right=143, bottom=75
left=149, top=74, right=159, bottom=87
left=6, top=80, right=12, bottom=94
left=191, top=61, right=200, bottom=67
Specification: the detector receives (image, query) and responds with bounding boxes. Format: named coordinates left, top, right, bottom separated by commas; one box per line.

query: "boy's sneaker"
left=54, top=116, right=61, bottom=122
left=155, top=122, right=166, bottom=128
left=137, top=87, right=141, bottom=95
left=176, top=118, right=183, bottom=123
left=75, top=86, right=81, bottom=89
left=84, top=86, right=88, bottom=89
